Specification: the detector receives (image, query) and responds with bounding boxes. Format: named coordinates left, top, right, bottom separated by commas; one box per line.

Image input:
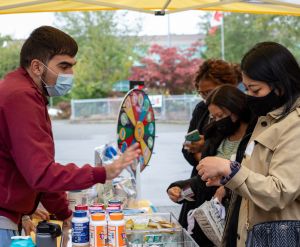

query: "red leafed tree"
left=129, top=43, right=203, bottom=94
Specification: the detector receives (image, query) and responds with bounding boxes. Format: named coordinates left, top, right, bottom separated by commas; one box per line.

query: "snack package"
left=94, top=142, right=138, bottom=206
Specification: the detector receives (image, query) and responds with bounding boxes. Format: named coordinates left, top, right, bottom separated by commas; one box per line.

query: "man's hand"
left=32, top=208, right=50, bottom=221
left=62, top=215, right=72, bottom=247
left=22, top=216, right=35, bottom=235
left=62, top=215, right=72, bottom=229
left=167, top=186, right=182, bottom=203
left=183, top=135, right=205, bottom=153
left=22, top=209, right=50, bottom=235
left=105, top=143, right=141, bottom=180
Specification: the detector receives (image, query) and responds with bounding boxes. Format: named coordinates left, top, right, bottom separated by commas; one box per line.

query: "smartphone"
left=185, top=129, right=201, bottom=142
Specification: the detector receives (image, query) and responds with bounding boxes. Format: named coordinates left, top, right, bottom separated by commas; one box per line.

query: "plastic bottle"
left=68, top=191, right=88, bottom=211
left=10, top=236, right=35, bottom=247
left=108, top=200, right=122, bottom=210
left=89, top=204, right=104, bottom=215
left=72, top=211, right=89, bottom=247
left=89, top=213, right=107, bottom=247
left=36, top=220, right=61, bottom=247
left=75, top=204, right=89, bottom=213
left=107, top=213, right=126, bottom=247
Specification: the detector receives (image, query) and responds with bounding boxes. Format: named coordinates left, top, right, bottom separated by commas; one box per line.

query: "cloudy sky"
left=0, top=10, right=205, bottom=39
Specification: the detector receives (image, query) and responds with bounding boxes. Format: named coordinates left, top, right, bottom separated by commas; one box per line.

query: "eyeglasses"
left=197, top=89, right=213, bottom=98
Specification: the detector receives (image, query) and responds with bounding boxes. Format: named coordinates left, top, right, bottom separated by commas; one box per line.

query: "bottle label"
left=90, top=225, right=106, bottom=247
left=108, top=225, right=126, bottom=247
left=72, top=221, right=89, bottom=244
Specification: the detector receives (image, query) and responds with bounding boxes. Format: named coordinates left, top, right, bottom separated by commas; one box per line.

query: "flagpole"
left=221, top=12, right=225, bottom=60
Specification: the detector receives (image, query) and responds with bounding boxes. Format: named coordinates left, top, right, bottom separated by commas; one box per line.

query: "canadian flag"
left=209, top=11, right=223, bottom=35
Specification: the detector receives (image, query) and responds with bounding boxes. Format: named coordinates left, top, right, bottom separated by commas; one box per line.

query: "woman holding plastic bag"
left=198, top=42, right=300, bottom=247
left=167, top=85, right=256, bottom=246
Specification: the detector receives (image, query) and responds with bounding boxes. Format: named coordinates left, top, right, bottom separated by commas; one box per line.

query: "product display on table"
left=18, top=87, right=197, bottom=247
left=124, top=213, right=198, bottom=246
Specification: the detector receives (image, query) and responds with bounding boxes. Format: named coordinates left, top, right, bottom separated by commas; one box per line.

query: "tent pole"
left=221, top=14, right=225, bottom=60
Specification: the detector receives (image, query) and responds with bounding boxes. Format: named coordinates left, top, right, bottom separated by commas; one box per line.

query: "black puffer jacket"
left=182, top=101, right=210, bottom=177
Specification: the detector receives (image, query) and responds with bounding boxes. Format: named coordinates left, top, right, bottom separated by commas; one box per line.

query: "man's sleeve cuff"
left=225, top=166, right=250, bottom=190
left=55, top=208, right=72, bottom=221
left=93, top=166, right=107, bottom=184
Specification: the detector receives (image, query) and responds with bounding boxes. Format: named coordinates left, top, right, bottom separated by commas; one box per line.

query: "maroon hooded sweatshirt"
left=0, top=68, right=106, bottom=224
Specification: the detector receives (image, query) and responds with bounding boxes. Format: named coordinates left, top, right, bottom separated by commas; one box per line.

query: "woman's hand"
left=167, top=186, right=182, bottom=203
left=214, top=186, right=226, bottom=202
left=183, top=135, right=205, bottom=153
left=197, top=157, right=231, bottom=181
left=206, top=177, right=222, bottom=187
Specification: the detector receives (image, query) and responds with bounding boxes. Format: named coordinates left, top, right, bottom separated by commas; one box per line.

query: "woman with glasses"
left=178, top=60, right=241, bottom=240
left=169, top=85, right=256, bottom=246
left=183, top=59, right=241, bottom=177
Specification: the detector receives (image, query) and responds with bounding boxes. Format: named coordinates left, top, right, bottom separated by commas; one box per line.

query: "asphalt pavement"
left=52, top=120, right=193, bottom=206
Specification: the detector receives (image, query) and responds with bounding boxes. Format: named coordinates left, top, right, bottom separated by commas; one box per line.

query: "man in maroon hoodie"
left=0, top=26, right=140, bottom=245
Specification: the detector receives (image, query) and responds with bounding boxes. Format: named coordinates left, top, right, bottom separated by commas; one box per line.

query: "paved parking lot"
left=52, top=120, right=194, bottom=206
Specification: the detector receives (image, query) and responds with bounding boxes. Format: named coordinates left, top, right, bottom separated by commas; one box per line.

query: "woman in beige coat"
left=197, top=42, right=300, bottom=247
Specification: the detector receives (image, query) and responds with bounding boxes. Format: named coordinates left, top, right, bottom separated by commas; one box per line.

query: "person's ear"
left=30, top=59, right=44, bottom=77
left=274, top=87, right=284, bottom=96
left=231, top=113, right=238, bottom=122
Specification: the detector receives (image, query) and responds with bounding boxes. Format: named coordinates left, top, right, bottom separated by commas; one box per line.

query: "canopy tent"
left=0, top=0, right=299, bottom=16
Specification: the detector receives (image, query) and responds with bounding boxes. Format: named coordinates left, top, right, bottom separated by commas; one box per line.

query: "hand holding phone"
left=185, top=129, right=201, bottom=142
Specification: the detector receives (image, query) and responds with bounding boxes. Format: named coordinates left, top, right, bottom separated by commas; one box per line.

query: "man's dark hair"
left=241, top=41, right=300, bottom=118
left=20, top=26, right=78, bottom=68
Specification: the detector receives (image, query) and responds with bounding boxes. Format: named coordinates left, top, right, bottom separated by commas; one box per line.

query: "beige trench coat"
left=225, top=103, right=300, bottom=247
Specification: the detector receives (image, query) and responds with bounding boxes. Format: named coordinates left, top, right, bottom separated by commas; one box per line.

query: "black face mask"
left=204, top=116, right=240, bottom=138
left=246, top=90, right=283, bottom=116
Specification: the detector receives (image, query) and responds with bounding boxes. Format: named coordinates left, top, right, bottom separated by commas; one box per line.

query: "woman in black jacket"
left=168, top=85, right=257, bottom=246
left=183, top=60, right=241, bottom=177
left=179, top=60, right=241, bottom=240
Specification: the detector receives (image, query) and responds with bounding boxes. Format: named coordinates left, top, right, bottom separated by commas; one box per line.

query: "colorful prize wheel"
left=117, top=89, right=155, bottom=171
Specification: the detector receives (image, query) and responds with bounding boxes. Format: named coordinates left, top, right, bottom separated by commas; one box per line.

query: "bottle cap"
left=91, top=213, right=106, bottom=221
left=75, top=204, right=88, bottom=211
left=11, top=236, right=32, bottom=240
left=73, top=211, right=87, bottom=217
left=110, top=213, right=124, bottom=221
left=107, top=209, right=122, bottom=214
left=36, top=220, right=62, bottom=238
left=90, top=203, right=104, bottom=208
left=108, top=199, right=122, bottom=204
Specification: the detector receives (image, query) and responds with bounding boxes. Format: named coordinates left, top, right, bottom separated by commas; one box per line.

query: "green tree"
left=0, top=35, right=21, bottom=79
left=202, top=13, right=300, bottom=63
left=55, top=11, right=143, bottom=99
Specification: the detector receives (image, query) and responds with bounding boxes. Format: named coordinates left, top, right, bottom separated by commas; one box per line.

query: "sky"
left=0, top=10, right=205, bottom=39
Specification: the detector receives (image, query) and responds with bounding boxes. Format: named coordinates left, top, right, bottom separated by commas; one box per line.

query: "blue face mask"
left=40, top=63, right=74, bottom=97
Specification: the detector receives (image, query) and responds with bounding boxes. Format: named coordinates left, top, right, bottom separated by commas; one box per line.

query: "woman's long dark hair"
left=241, top=42, right=300, bottom=118
left=202, top=85, right=252, bottom=156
